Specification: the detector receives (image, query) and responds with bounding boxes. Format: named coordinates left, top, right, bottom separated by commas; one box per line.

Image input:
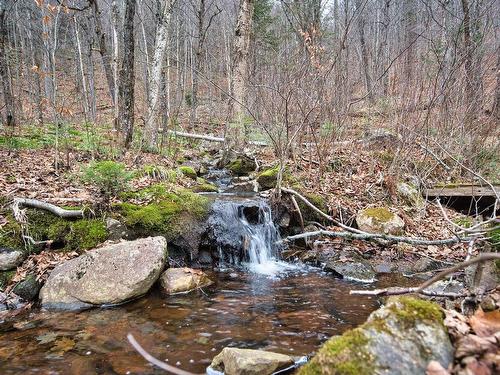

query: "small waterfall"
left=207, top=199, right=294, bottom=276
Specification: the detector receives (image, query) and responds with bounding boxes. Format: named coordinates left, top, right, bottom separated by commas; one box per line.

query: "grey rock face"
left=40, top=237, right=167, bottom=310
left=0, top=248, right=25, bottom=271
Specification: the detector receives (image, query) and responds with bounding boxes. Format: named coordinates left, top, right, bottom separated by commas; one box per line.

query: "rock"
left=465, top=261, right=500, bottom=294
left=0, top=270, right=16, bottom=290
left=210, top=347, right=295, bottom=375
left=40, top=237, right=167, bottom=310
left=256, top=166, right=279, bottom=190
left=0, top=248, right=25, bottom=271
left=227, top=156, right=257, bottom=176
left=362, top=128, right=399, bottom=148
left=424, top=280, right=465, bottom=295
left=178, top=166, right=198, bottom=179
left=397, top=182, right=424, bottom=208
left=356, top=207, right=405, bottom=235
left=106, top=218, right=132, bottom=241
left=226, top=180, right=259, bottom=193
left=299, top=296, right=454, bottom=375
left=159, top=268, right=213, bottom=294
left=12, top=274, right=42, bottom=301
left=325, top=260, right=376, bottom=283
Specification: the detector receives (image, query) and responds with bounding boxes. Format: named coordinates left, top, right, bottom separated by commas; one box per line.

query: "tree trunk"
left=0, top=5, right=16, bottom=126
left=227, top=0, right=255, bottom=147
left=91, top=0, right=115, bottom=104
left=461, top=0, right=475, bottom=125
left=355, top=0, right=374, bottom=104
left=144, top=0, right=175, bottom=150
left=118, top=0, right=136, bottom=148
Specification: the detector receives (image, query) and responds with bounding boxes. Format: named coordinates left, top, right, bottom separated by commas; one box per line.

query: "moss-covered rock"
left=356, top=207, right=405, bottom=235
left=257, top=165, right=280, bottom=190
left=12, top=274, right=42, bottom=301
left=178, top=166, right=197, bottom=179
left=227, top=157, right=257, bottom=176
left=114, top=187, right=210, bottom=241
left=299, top=296, right=453, bottom=375
left=0, top=215, right=24, bottom=250
left=297, top=192, right=329, bottom=223
left=0, top=270, right=15, bottom=290
left=66, top=219, right=108, bottom=251
left=192, top=182, right=219, bottom=193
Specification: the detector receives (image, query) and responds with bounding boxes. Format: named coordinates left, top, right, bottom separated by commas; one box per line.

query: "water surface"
left=0, top=268, right=410, bottom=374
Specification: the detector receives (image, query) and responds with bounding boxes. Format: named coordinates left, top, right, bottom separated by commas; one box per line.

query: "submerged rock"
left=40, top=237, right=167, bottom=310
left=298, top=296, right=454, bottom=375
left=0, top=248, right=25, bottom=271
left=159, top=268, right=213, bottom=294
left=324, top=260, right=376, bottom=283
left=210, top=347, right=295, bottom=375
left=356, top=207, right=404, bottom=235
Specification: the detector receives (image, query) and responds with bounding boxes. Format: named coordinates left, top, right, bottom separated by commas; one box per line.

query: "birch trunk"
left=144, top=0, right=175, bottom=150
left=227, top=0, right=255, bottom=148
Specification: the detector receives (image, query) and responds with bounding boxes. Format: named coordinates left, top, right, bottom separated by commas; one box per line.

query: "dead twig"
left=127, top=334, right=201, bottom=375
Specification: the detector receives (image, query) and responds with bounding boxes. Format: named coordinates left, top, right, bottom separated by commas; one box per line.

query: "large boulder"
left=40, top=237, right=167, bottom=310
left=0, top=248, right=25, bottom=271
left=210, top=348, right=295, bottom=375
left=298, top=296, right=454, bottom=375
left=160, top=267, right=213, bottom=294
left=356, top=207, right=405, bottom=235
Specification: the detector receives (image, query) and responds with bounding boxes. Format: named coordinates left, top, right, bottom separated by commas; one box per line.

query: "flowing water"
left=0, top=270, right=411, bottom=374
left=0, top=191, right=412, bottom=374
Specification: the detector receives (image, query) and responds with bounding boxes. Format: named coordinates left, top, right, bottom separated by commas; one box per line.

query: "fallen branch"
left=350, top=253, right=500, bottom=297
left=168, top=130, right=267, bottom=146
left=281, top=187, right=368, bottom=235
left=279, top=230, right=470, bottom=246
left=13, top=198, right=85, bottom=219
left=127, top=334, right=200, bottom=375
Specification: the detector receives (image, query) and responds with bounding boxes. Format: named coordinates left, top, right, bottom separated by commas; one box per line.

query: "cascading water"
left=206, top=198, right=295, bottom=276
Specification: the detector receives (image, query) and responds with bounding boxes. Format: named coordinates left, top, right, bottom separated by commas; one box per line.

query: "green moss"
left=115, top=188, right=209, bottom=240
left=47, top=220, right=71, bottom=243
left=0, top=270, right=16, bottom=290
left=227, top=157, right=256, bottom=175
left=299, top=328, right=374, bottom=375
left=192, top=183, right=219, bottom=193
left=453, top=217, right=473, bottom=228
left=0, top=216, right=24, bottom=250
left=362, top=207, right=395, bottom=222
left=178, top=166, right=197, bottom=179
left=386, top=296, right=444, bottom=327
left=66, top=219, right=107, bottom=251
left=257, top=165, right=280, bottom=189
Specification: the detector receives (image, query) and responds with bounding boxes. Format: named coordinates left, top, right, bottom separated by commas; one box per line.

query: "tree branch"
left=13, top=198, right=84, bottom=219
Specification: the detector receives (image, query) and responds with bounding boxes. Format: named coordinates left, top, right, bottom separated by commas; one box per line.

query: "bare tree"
left=118, top=0, right=136, bottom=148
left=0, top=1, right=16, bottom=126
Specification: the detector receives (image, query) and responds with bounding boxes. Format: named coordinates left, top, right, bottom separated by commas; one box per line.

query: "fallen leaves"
left=470, top=308, right=500, bottom=338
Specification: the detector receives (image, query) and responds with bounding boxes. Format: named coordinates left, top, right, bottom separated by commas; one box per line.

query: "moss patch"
left=297, top=192, right=329, bottom=223
left=0, top=215, right=24, bottom=250
left=66, top=220, right=107, bottom=251
left=227, top=157, right=256, bottom=175
left=0, top=270, right=16, bottom=290
left=362, top=207, right=395, bottom=222
left=114, top=187, right=210, bottom=240
left=178, top=166, right=197, bottom=179
left=299, top=328, right=375, bottom=375
left=386, top=296, right=444, bottom=327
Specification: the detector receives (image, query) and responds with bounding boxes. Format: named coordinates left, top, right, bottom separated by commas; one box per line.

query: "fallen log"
left=167, top=130, right=268, bottom=146
left=13, top=198, right=85, bottom=219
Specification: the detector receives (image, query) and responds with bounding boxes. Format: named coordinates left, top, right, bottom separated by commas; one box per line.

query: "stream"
left=1, top=171, right=412, bottom=374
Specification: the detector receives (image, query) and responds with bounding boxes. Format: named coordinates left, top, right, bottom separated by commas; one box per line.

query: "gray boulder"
left=210, top=348, right=295, bottom=375
left=0, top=248, right=25, bottom=271
left=40, top=237, right=167, bottom=310
left=298, top=296, right=454, bottom=375
left=325, top=260, right=376, bottom=283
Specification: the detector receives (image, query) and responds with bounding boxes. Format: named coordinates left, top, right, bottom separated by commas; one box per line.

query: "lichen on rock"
left=356, top=207, right=405, bottom=235
left=299, top=296, right=453, bottom=375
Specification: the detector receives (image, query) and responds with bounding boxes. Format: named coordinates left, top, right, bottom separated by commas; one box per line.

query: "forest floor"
left=0, top=121, right=498, bottom=375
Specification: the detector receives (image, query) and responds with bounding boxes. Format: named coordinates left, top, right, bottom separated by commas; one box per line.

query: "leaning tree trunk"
left=144, top=0, right=175, bottom=150
left=226, top=0, right=255, bottom=149
left=118, top=0, right=136, bottom=148
left=0, top=5, right=16, bottom=126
